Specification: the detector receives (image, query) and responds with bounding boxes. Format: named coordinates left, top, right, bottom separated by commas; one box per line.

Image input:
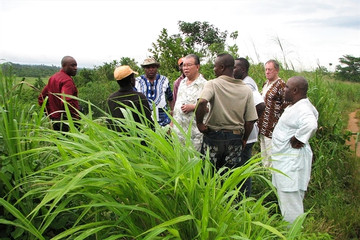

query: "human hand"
left=181, top=104, right=194, bottom=114
left=197, top=122, right=209, bottom=133
left=290, top=136, right=304, bottom=149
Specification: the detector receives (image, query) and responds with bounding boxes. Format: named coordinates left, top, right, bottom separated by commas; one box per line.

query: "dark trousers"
left=201, top=130, right=253, bottom=197
left=201, top=130, right=243, bottom=170
left=52, top=118, right=80, bottom=132
left=239, top=142, right=255, bottom=197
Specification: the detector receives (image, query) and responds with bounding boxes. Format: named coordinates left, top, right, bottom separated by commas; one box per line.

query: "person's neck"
left=119, top=84, right=133, bottom=91
left=147, top=76, right=156, bottom=83
left=292, top=96, right=307, bottom=105
left=187, top=73, right=200, bottom=82
left=267, top=76, right=279, bottom=83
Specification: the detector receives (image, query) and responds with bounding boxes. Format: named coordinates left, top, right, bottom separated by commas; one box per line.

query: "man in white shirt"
left=172, top=54, right=207, bottom=151
left=234, top=58, right=265, bottom=196
left=271, top=76, right=318, bottom=224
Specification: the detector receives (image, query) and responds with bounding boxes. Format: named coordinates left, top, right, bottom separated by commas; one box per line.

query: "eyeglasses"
left=183, top=63, right=197, bottom=68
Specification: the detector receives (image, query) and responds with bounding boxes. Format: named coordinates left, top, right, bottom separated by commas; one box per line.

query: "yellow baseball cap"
left=114, top=65, right=138, bottom=81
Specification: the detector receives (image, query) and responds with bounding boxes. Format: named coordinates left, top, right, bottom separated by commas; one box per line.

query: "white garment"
left=260, top=134, right=272, bottom=167
left=272, top=98, right=318, bottom=192
left=277, top=190, right=305, bottom=223
left=173, top=74, right=207, bottom=151
left=247, top=88, right=263, bottom=144
left=243, top=76, right=259, bottom=92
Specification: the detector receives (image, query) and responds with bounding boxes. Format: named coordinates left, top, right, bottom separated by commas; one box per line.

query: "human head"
left=183, top=54, right=200, bottom=80
left=214, top=53, right=234, bottom=78
left=178, top=57, right=185, bottom=73
left=114, top=65, right=138, bottom=88
left=234, top=57, right=250, bottom=79
left=285, top=76, right=308, bottom=103
left=61, top=56, right=77, bottom=76
left=141, top=58, right=160, bottom=80
left=265, top=59, right=280, bottom=82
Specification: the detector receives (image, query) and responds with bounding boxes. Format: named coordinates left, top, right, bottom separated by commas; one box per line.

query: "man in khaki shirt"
left=196, top=53, right=258, bottom=170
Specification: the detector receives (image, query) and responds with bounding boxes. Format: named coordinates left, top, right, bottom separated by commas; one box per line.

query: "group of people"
left=38, top=54, right=318, bottom=224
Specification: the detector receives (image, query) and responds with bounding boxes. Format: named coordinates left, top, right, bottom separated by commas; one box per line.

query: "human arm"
left=291, top=102, right=318, bottom=148
left=256, top=102, right=265, bottom=119
left=165, top=81, right=174, bottom=113
left=38, top=85, right=49, bottom=106
left=290, top=136, right=304, bottom=149
left=243, top=120, right=255, bottom=148
left=61, top=79, right=80, bottom=119
left=195, top=98, right=209, bottom=133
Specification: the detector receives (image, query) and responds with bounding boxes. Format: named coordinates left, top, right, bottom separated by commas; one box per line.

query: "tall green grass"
left=301, top=71, right=360, bottom=239
left=1, top=66, right=359, bottom=239
left=0, top=69, right=322, bottom=239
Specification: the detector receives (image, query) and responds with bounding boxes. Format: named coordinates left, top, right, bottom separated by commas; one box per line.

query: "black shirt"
left=107, top=85, right=153, bottom=131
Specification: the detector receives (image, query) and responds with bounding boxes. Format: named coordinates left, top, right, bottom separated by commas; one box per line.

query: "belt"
left=209, top=128, right=243, bottom=135
left=220, top=129, right=242, bottom=135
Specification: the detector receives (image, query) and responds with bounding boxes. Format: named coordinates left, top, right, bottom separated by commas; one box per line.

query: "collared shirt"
left=272, top=98, right=318, bottom=192
left=200, top=75, right=257, bottom=131
left=38, top=69, right=79, bottom=120
left=173, top=74, right=207, bottom=150
left=258, top=78, right=288, bottom=138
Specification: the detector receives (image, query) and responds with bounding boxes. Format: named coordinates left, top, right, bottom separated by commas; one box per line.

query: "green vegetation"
left=1, top=62, right=59, bottom=78
left=1, top=21, right=360, bottom=239
left=335, top=55, right=360, bottom=82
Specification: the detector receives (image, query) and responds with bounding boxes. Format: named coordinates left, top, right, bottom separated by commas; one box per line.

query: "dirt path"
left=346, top=109, right=360, bottom=157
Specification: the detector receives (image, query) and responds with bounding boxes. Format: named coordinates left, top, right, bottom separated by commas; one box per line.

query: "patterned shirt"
left=135, top=74, right=173, bottom=126
left=258, top=78, right=288, bottom=138
left=173, top=74, right=207, bottom=151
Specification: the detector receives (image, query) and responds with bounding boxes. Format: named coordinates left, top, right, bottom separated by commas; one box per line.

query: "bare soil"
left=346, top=109, right=360, bottom=157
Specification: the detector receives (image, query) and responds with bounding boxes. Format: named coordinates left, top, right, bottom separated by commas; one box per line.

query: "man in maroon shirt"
left=38, top=56, right=80, bottom=131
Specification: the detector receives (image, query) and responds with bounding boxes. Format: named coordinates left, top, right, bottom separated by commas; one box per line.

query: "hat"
left=114, top=65, right=138, bottom=81
left=178, top=57, right=185, bottom=66
left=141, top=58, right=160, bottom=68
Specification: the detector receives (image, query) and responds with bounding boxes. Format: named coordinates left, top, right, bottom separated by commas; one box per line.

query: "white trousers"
left=259, top=134, right=272, bottom=167
left=277, top=190, right=305, bottom=224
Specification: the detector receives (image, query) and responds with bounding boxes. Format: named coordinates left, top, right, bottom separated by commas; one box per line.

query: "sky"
left=0, top=0, right=359, bottom=71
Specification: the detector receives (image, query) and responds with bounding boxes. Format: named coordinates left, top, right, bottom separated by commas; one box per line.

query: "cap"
left=178, top=57, right=185, bottom=66
left=141, top=58, right=160, bottom=68
left=114, top=65, right=138, bottom=81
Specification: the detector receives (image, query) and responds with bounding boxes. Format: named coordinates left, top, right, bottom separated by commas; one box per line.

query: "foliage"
left=0, top=76, right=314, bottom=238
left=1, top=62, right=59, bottom=78
left=0, top=67, right=47, bottom=239
left=149, top=21, right=239, bottom=82
left=1, top=21, right=360, bottom=239
left=335, top=55, right=360, bottom=82
left=302, top=70, right=360, bottom=239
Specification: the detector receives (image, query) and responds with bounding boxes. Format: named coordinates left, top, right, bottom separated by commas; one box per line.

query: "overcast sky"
left=0, top=0, right=359, bottom=71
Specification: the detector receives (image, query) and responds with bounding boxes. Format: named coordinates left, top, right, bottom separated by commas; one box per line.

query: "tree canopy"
left=335, top=55, right=360, bottom=82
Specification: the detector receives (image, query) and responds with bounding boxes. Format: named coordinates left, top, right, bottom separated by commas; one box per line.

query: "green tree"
left=335, top=55, right=360, bottom=82
left=148, top=28, right=188, bottom=81
left=148, top=21, right=239, bottom=82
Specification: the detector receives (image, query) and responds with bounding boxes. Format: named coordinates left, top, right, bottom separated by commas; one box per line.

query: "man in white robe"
left=271, top=76, right=318, bottom=224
